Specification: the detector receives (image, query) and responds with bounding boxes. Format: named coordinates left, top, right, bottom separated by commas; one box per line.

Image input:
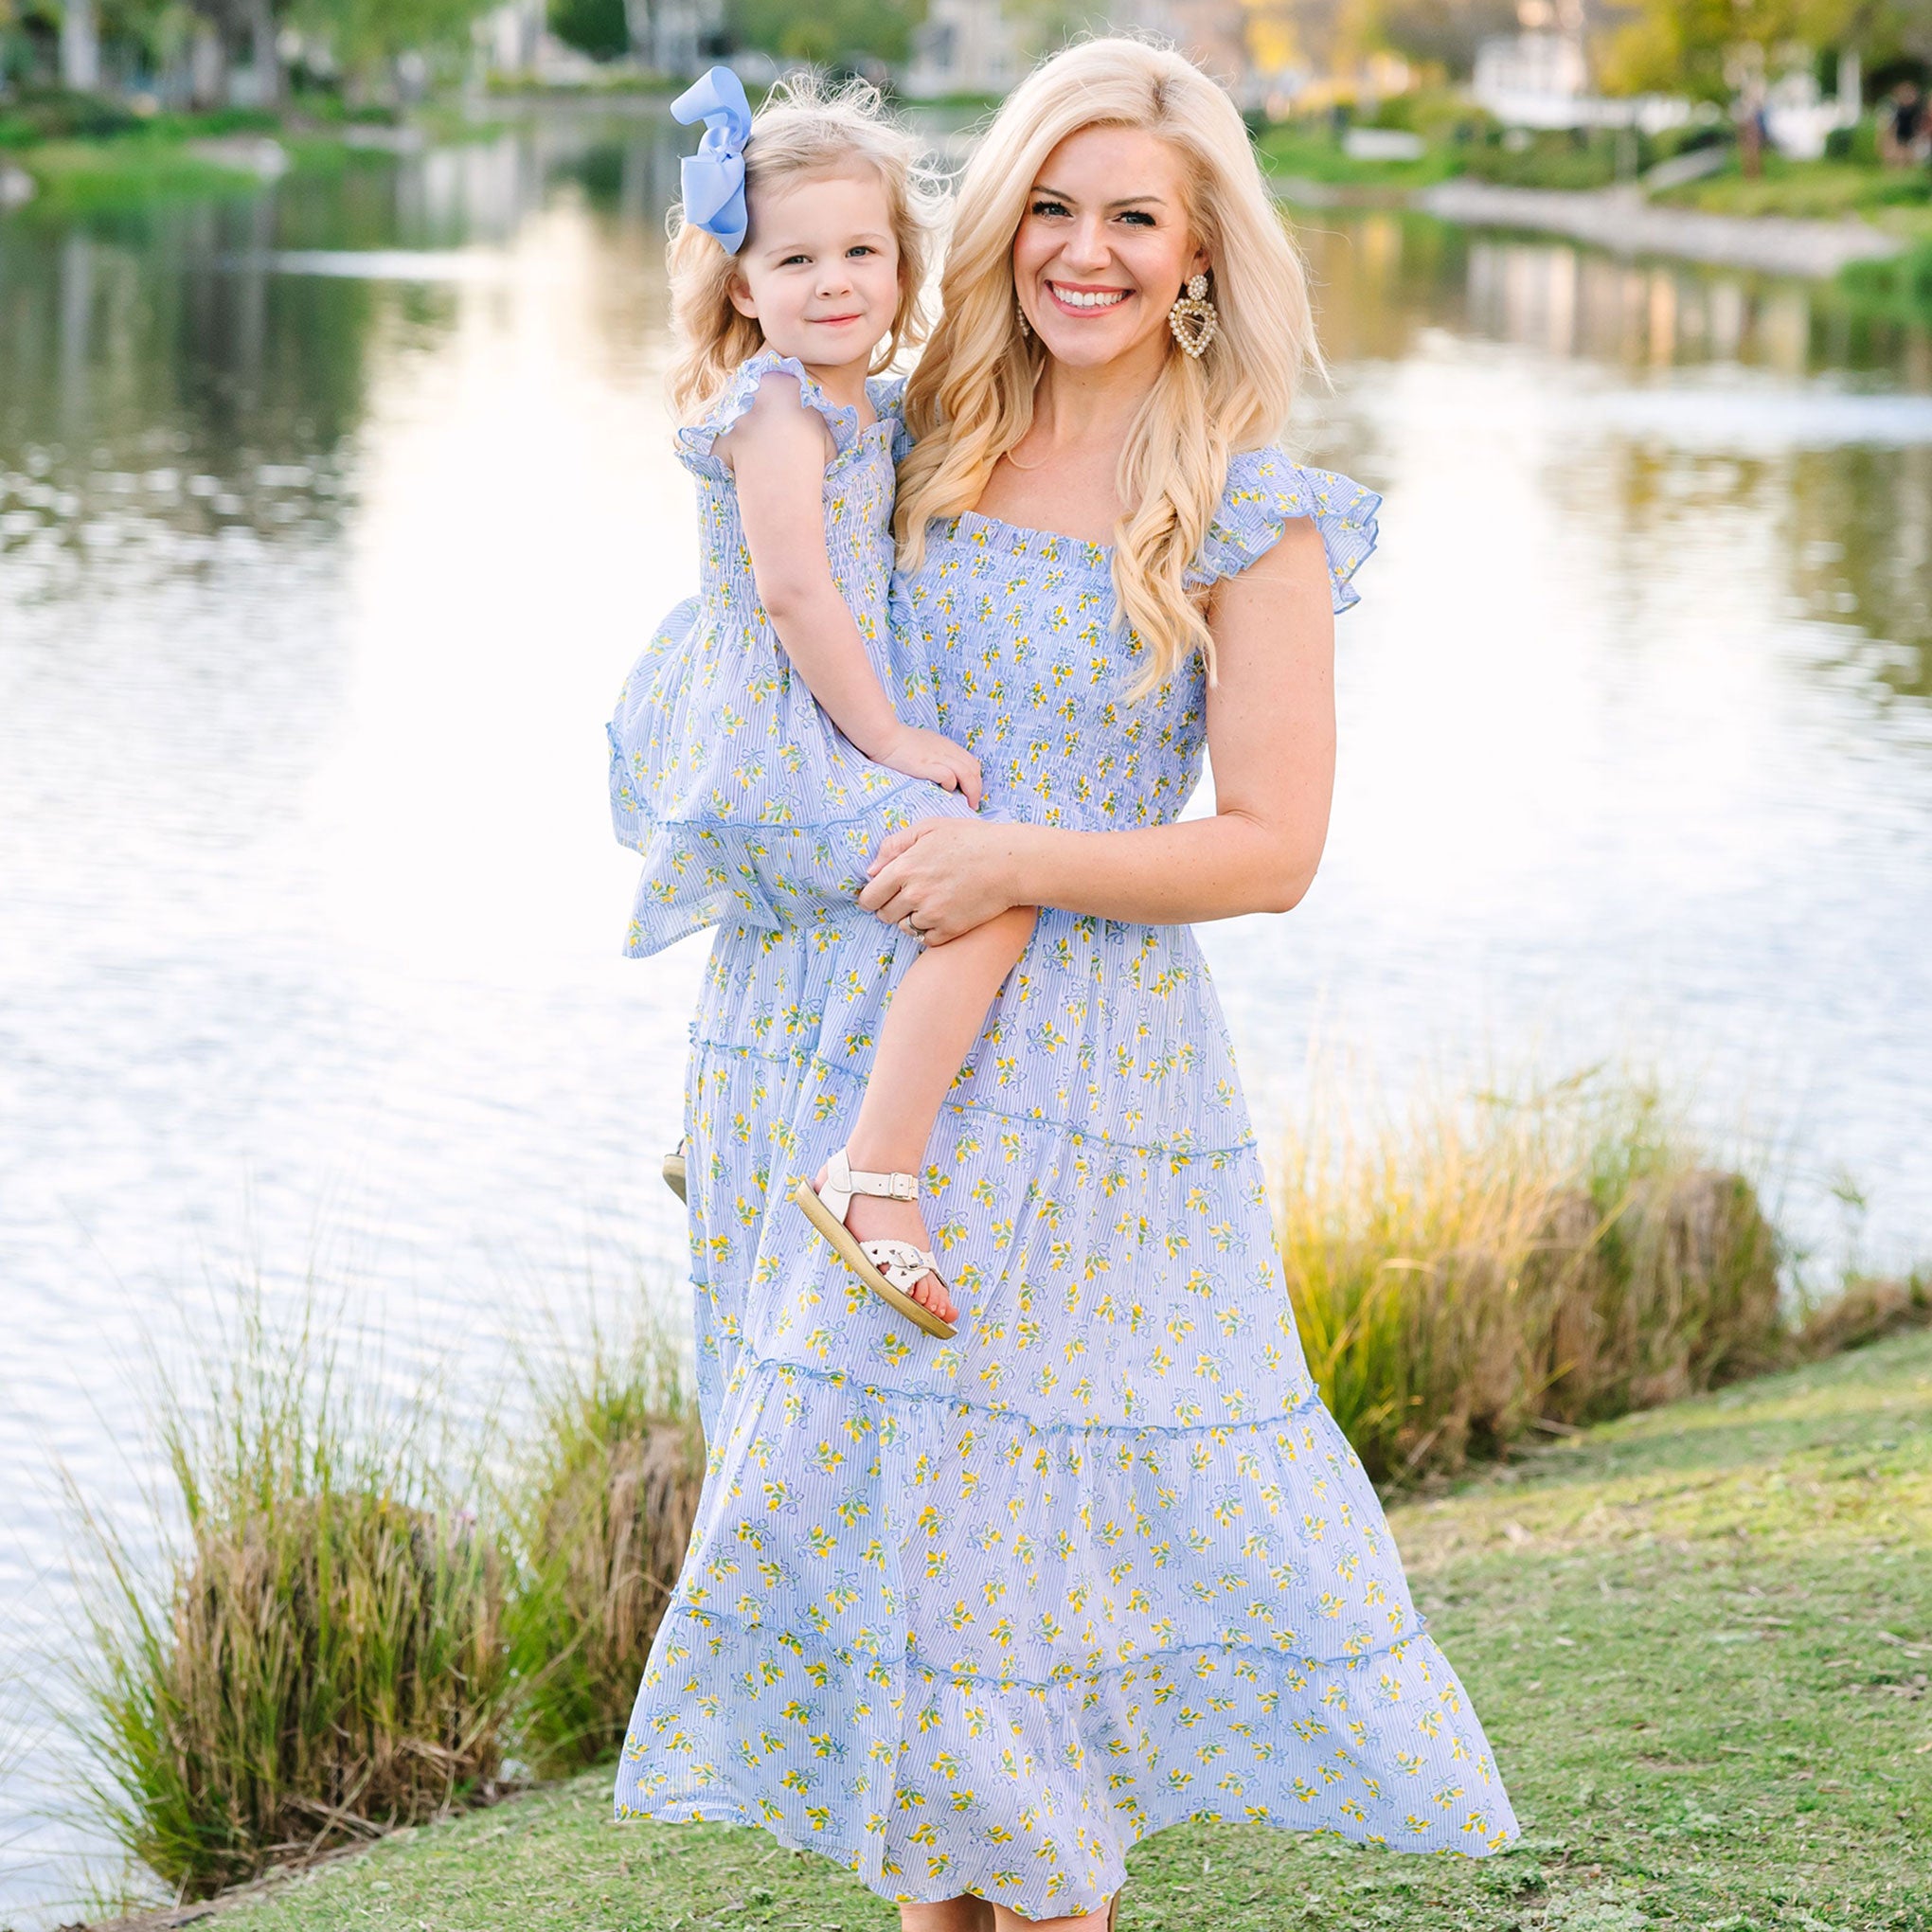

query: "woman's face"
left=1011, top=125, right=1208, bottom=374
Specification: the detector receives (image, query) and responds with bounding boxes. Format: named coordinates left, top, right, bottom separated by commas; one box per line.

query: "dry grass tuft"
left=1796, top=1271, right=1932, bottom=1358
left=504, top=1318, right=703, bottom=1775
left=70, top=1299, right=510, bottom=1899
left=1277, top=1076, right=1787, bottom=1483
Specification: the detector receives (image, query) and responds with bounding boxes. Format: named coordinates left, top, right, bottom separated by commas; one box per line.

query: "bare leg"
left=901, top=1899, right=994, bottom=1932
left=823, top=904, right=1036, bottom=1323
left=901, top=1899, right=1112, bottom=1932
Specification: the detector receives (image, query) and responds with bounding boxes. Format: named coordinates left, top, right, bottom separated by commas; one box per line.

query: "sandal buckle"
left=890, top=1173, right=918, bottom=1201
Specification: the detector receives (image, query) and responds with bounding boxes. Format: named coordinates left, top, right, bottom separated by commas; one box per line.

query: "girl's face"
left=1011, top=125, right=1208, bottom=374
left=729, top=168, right=902, bottom=372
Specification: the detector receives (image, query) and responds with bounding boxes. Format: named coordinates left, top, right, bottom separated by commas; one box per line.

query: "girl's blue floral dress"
left=613, top=448, right=1520, bottom=1919
left=608, top=349, right=970, bottom=957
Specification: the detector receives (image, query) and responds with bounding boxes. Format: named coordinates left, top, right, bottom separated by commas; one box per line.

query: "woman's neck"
left=1024, top=335, right=1166, bottom=458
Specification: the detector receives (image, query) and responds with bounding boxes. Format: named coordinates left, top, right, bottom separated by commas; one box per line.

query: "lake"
left=2, top=102, right=1929, bottom=1924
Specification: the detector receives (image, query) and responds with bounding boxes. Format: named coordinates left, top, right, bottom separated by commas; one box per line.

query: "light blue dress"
left=608, top=349, right=970, bottom=957
left=614, top=448, right=1519, bottom=1918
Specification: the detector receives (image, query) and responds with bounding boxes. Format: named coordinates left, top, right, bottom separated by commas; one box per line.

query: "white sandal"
left=792, top=1149, right=957, bottom=1340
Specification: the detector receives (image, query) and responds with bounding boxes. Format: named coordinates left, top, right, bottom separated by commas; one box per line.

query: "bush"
left=71, top=1300, right=510, bottom=1898
left=1461, top=126, right=1628, bottom=190
left=1841, top=239, right=1932, bottom=319
left=1277, top=1077, right=1786, bottom=1483
left=505, top=1318, right=702, bottom=1775
left=0, top=86, right=139, bottom=148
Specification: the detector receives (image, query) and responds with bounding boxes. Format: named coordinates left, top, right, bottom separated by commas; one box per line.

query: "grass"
left=1840, top=238, right=1932, bottom=323
left=68, top=1298, right=512, bottom=1899
left=9, top=137, right=272, bottom=211
left=1278, top=1078, right=1786, bottom=1484
left=504, top=1319, right=704, bottom=1777
left=1257, top=122, right=1460, bottom=194
left=150, top=1327, right=1932, bottom=1932
left=1655, top=156, right=1932, bottom=240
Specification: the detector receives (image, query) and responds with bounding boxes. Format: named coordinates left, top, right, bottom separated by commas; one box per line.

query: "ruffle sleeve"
left=676, top=349, right=868, bottom=479
left=1189, top=447, right=1382, bottom=615
left=867, top=371, right=913, bottom=467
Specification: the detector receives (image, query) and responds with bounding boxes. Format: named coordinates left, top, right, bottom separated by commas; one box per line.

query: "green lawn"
left=181, top=1332, right=1932, bottom=1932
left=1256, top=123, right=1459, bottom=193
left=1651, top=158, right=1932, bottom=242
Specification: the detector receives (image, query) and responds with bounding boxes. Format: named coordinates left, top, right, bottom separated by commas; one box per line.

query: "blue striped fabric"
left=613, top=450, right=1519, bottom=1918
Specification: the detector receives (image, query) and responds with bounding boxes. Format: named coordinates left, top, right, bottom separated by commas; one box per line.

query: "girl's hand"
left=860, top=817, right=1020, bottom=944
left=874, top=727, right=983, bottom=812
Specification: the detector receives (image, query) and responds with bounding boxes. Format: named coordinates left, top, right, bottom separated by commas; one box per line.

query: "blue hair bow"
left=672, top=65, right=753, bottom=255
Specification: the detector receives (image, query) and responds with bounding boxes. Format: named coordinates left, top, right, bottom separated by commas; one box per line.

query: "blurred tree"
left=180, top=0, right=280, bottom=102
left=293, top=0, right=500, bottom=70
left=550, top=0, right=628, bottom=60
left=729, top=0, right=924, bottom=67
left=1600, top=0, right=1931, bottom=99
left=1375, top=0, right=1520, bottom=79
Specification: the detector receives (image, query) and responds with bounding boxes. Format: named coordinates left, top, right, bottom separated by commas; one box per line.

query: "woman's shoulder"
left=676, top=349, right=869, bottom=475
left=1194, top=445, right=1383, bottom=615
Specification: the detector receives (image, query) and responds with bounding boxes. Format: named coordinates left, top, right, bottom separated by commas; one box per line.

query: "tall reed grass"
left=69, top=1299, right=510, bottom=1898
left=1277, top=1074, right=1786, bottom=1482
left=504, top=1317, right=703, bottom=1776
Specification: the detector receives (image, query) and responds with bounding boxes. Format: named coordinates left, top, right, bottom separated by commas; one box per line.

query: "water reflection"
left=1297, top=210, right=1932, bottom=707
left=5, top=107, right=1932, bottom=1928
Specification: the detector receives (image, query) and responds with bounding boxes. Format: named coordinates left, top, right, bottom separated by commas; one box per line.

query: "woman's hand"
left=860, top=817, right=1021, bottom=944
left=873, top=726, right=983, bottom=812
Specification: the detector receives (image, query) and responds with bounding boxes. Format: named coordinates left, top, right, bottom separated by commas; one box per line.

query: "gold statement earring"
left=1015, top=296, right=1031, bottom=341
left=1168, top=273, right=1217, bottom=358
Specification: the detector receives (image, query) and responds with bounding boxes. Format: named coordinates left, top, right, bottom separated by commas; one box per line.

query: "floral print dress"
left=614, top=448, right=1519, bottom=1919
left=608, top=349, right=970, bottom=958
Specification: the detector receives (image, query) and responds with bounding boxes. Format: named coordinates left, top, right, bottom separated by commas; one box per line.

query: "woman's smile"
left=1046, top=281, right=1132, bottom=312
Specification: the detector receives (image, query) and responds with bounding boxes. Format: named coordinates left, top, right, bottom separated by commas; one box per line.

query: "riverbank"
left=1415, top=178, right=1905, bottom=279
left=87, top=1327, right=1932, bottom=1932
left=0, top=98, right=498, bottom=214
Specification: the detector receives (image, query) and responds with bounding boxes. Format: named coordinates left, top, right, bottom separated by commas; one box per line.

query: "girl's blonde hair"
left=896, top=37, right=1322, bottom=695
left=667, top=75, right=939, bottom=423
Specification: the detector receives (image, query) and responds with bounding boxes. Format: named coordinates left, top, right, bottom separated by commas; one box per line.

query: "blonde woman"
left=616, top=38, right=1517, bottom=1931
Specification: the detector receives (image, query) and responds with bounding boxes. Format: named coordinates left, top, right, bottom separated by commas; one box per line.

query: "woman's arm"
left=728, top=380, right=982, bottom=806
left=859, top=518, right=1336, bottom=939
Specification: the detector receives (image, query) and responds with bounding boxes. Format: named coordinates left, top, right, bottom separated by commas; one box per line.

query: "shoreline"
left=1411, top=177, right=1906, bottom=278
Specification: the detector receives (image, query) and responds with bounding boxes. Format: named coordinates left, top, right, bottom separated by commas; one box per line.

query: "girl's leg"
left=830, top=904, right=1037, bottom=1321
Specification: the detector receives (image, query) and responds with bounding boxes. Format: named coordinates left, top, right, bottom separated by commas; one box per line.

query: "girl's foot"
left=836, top=1183, right=948, bottom=1312
left=794, top=1149, right=957, bottom=1334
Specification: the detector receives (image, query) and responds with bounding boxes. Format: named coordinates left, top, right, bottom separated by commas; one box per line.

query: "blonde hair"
left=896, top=37, right=1322, bottom=694
left=667, top=75, right=939, bottom=423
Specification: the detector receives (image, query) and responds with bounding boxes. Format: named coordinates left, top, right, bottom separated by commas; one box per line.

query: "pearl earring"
left=1168, top=273, right=1217, bottom=358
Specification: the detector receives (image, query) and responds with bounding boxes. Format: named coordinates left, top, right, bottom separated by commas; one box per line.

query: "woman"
left=616, top=39, right=1517, bottom=1931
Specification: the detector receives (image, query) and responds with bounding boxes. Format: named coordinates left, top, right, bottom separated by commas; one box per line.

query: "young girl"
left=608, top=69, right=1034, bottom=1343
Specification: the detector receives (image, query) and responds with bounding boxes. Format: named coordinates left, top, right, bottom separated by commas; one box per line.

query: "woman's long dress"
left=615, top=449, right=1519, bottom=1920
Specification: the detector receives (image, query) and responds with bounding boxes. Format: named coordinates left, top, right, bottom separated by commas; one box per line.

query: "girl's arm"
left=858, top=518, right=1336, bottom=939
left=725, top=378, right=982, bottom=808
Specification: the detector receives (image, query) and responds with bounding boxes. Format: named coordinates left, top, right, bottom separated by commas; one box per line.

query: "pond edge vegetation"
left=56, top=1076, right=1931, bottom=1911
